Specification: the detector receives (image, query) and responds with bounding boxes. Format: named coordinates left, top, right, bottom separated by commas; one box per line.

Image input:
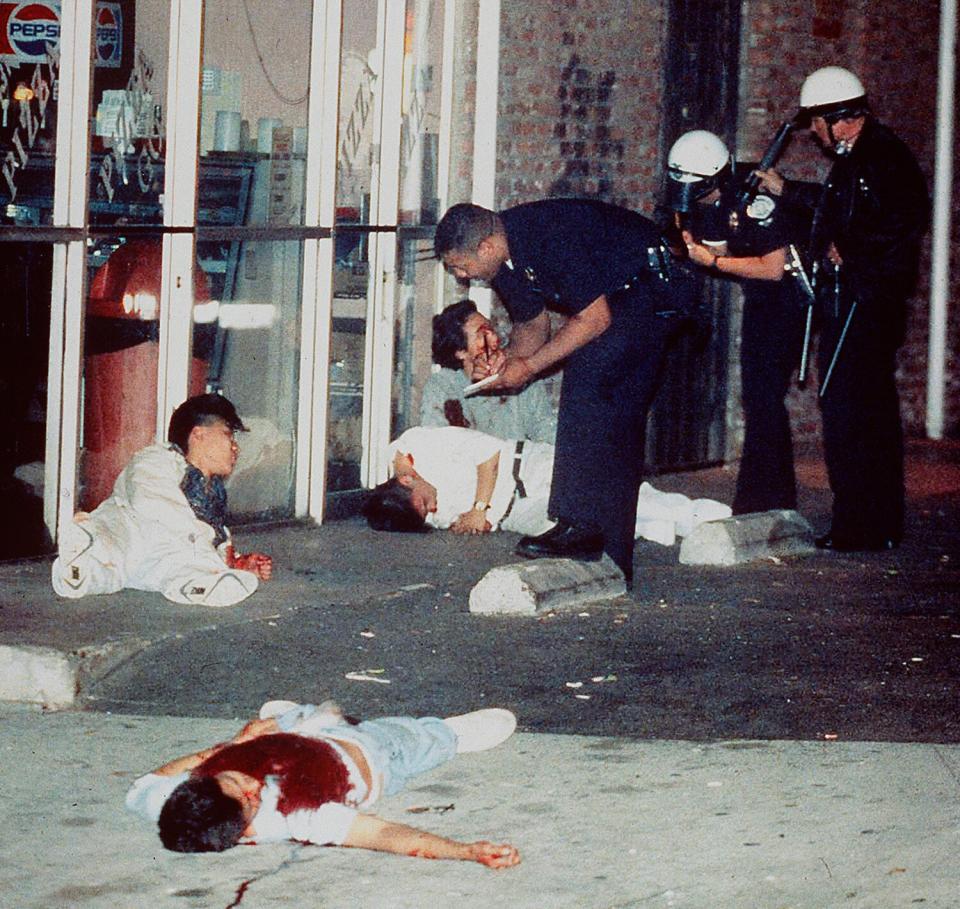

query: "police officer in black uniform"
left=434, top=199, right=686, bottom=585
left=666, top=130, right=806, bottom=515
left=757, top=67, right=929, bottom=551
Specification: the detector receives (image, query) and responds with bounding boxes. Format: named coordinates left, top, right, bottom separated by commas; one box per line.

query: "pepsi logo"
left=95, top=3, right=121, bottom=66
left=6, top=2, right=60, bottom=60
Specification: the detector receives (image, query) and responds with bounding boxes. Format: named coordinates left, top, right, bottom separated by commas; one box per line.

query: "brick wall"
left=495, top=1, right=665, bottom=210
left=481, top=0, right=957, bottom=446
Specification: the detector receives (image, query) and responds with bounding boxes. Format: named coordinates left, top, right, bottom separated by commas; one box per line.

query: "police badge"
left=747, top=194, right=776, bottom=224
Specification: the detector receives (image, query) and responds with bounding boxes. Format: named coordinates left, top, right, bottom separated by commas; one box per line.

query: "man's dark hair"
left=167, top=393, right=247, bottom=453
left=158, top=777, right=246, bottom=853
left=434, top=203, right=499, bottom=257
left=432, top=299, right=477, bottom=369
left=361, top=478, right=429, bottom=533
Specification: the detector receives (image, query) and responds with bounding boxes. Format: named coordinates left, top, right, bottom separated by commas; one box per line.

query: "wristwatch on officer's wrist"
left=473, top=500, right=490, bottom=512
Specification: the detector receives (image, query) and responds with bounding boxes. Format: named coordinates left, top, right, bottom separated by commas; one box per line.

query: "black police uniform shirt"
left=490, top=198, right=664, bottom=325
left=808, top=118, right=929, bottom=308
left=689, top=165, right=791, bottom=275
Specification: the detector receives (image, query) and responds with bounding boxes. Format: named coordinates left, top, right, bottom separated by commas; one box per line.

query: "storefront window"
left=190, top=0, right=314, bottom=519
left=398, top=0, right=444, bottom=227
left=77, top=1, right=167, bottom=509
left=196, top=236, right=302, bottom=519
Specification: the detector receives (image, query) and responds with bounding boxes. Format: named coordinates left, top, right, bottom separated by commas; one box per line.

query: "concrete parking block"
left=0, top=644, right=77, bottom=709
left=0, top=638, right=149, bottom=709
left=469, top=555, right=626, bottom=615
left=679, top=509, right=815, bottom=566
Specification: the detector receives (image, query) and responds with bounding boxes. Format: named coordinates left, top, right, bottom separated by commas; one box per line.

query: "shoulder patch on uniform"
left=747, top=195, right=776, bottom=221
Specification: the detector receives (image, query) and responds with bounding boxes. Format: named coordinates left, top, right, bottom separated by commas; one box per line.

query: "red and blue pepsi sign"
left=0, top=1, right=122, bottom=67
left=95, top=2, right=121, bottom=67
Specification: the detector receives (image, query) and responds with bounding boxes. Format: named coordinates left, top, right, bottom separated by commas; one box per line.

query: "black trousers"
left=817, top=296, right=905, bottom=542
left=733, top=282, right=806, bottom=514
left=548, top=286, right=675, bottom=582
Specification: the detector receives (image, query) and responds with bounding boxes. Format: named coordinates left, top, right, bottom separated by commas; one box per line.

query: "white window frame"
left=46, top=0, right=94, bottom=538
left=300, top=0, right=344, bottom=520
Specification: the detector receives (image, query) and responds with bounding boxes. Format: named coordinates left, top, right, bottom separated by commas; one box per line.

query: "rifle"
left=735, top=120, right=796, bottom=207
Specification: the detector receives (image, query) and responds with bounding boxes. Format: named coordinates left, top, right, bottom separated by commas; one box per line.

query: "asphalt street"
left=1, top=441, right=958, bottom=909
left=73, top=443, right=960, bottom=744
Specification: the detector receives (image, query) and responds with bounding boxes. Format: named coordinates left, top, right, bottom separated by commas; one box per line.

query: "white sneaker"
left=53, top=520, right=96, bottom=597
left=443, top=708, right=517, bottom=753
left=176, top=570, right=258, bottom=607
left=259, top=700, right=299, bottom=719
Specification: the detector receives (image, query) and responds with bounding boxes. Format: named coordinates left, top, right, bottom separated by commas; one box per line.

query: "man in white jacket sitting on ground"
left=51, top=393, right=272, bottom=607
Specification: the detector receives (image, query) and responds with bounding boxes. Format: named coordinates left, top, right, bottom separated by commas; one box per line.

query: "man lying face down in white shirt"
left=362, top=426, right=731, bottom=546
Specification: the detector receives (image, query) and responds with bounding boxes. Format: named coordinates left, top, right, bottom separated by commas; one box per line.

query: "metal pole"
left=926, top=0, right=956, bottom=439
left=819, top=300, right=857, bottom=398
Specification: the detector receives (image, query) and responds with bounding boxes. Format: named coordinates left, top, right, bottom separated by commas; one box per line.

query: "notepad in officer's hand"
left=463, top=374, right=501, bottom=396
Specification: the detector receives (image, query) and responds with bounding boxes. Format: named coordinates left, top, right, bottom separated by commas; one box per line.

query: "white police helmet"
left=799, top=66, right=868, bottom=122
left=666, top=130, right=732, bottom=211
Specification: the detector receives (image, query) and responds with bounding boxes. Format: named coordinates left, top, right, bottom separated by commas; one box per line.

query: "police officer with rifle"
left=665, top=128, right=807, bottom=515
left=756, top=67, right=929, bottom=552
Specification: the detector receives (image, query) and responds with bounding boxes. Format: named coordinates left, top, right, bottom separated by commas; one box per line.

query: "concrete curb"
left=469, top=555, right=626, bottom=615
left=679, top=509, right=815, bottom=565
left=0, top=638, right=150, bottom=710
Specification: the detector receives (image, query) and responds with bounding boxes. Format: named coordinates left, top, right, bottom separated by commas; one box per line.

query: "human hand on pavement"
left=467, top=841, right=522, bottom=869
left=451, top=509, right=492, bottom=535
left=232, top=717, right=278, bottom=743
left=230, top=550, right=273, bottom=580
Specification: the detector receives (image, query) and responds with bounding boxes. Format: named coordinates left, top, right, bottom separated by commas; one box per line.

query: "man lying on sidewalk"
left=362, top=425, right=730, bottom=548
left=125, top=700, right=520, bottom=869
left=51, top=393, right=272, bottom=607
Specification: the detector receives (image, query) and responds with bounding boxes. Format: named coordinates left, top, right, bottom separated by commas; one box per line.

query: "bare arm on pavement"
left=343, top=814, right=521, bottom=869
left=151, top=717, right=280, bottom=775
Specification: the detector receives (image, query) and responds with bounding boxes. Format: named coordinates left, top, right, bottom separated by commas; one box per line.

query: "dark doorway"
left=0, top=241, right=54, bottom=559
left=645, top=0, right=742, bottom=472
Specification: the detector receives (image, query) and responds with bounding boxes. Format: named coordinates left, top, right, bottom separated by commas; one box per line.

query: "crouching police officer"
left=755, top=67, right=930, bottom=551
left=666, top=129, right=806, bottom=515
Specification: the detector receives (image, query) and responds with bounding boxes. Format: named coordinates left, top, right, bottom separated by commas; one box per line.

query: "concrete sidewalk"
left=2, top=703, right=958, bottom=909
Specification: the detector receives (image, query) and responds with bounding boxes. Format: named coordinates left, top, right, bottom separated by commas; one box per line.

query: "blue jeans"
left=276, top=705, right=457, bottom=797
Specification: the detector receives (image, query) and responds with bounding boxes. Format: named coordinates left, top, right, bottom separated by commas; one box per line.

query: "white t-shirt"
left=387, top=427, right=517, bottom=529
left=125, top=710, right=375, bottom=848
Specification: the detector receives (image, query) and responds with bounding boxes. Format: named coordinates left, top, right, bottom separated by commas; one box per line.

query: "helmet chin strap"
left=828, top=116, right=864, bottom=156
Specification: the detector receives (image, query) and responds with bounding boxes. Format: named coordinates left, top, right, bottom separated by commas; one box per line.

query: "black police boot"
left=515, top=521, right=604, bottom=562
left=815, top=531, right=899, bottom=552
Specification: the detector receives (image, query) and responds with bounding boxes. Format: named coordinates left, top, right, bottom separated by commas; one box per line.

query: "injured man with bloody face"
left=126, top=699, right=520, bottom=868
left=362, top=426, right=731, bottom=547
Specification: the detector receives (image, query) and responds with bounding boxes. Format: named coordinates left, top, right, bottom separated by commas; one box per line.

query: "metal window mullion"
left=304, top=0, right=343, bottom=226
left=358, top=1, right=405, bottom=487
left=50, top=243, right=88, bottom=536
left=52, top=0, right=93, bottom=227
left=375, top=0, right=406, bottom=225
left=298, top=0, right=343, bottom=519
left=157, top=0, right=203, bottom=435
left=469, top=0, right=500, bottom=317
left=361, top=231, right=399, bottom=486
left=300, top=237, right=337, bottom=519
left=432, top=0, right=456, bottom=315
left=46, top=1, right=93, bottom=540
